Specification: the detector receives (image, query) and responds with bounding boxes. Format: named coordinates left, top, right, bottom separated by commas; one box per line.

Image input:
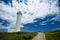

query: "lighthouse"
left=8, top=11, right=22, bottom=32
left=14, top=11, right=22, bottom=32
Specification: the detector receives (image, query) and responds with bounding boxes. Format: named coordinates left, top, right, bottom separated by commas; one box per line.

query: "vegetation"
left=0, top=32, right=37, bottom=40
left=0, top=30, right=60, bottom=40
left=45, top=30, right=60, bottom=40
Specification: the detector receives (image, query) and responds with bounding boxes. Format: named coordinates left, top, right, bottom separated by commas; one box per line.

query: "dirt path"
left=32, top=32, right=46, bottom=40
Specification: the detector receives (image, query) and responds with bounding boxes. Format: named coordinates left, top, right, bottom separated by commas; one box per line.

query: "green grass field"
left=0, top=32, right=37, bottom=40
left=0, top=30, right=60, bottom=40
left=45, top=30, right=60, bottom=40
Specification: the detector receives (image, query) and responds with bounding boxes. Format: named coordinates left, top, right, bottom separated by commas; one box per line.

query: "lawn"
left=45, top=30, right=60, bottom=40
left=0, top=32, right=37, bottom=40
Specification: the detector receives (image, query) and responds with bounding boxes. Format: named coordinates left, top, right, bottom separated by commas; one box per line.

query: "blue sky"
left=0, top=0, right=60, bottom=32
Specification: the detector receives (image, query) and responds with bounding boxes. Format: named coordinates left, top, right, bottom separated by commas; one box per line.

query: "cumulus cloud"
left=51, top=14, right=60, bottom=21
left=40, top=21, right=48, bottom=25
left=0, top=0, right=60, bottom=31
left=12, top=0, right=59, bottom=23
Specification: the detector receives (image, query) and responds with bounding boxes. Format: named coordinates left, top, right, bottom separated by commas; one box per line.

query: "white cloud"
left=40, top=21, right=48, bottom=25
left=51, top=14, right=60, bottom=21
left=0, top=0, right=59, bottom=30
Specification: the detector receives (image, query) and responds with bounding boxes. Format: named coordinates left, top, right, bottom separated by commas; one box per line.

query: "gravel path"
left=32, top=32, right=46, bottom=40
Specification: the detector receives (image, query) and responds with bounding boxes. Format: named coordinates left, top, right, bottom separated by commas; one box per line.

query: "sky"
left=0, top=0, right=60, bottom=32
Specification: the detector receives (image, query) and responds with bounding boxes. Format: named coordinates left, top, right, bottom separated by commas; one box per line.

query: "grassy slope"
left=45, top=30, right=60, bottom=40
left=0, top=32, right=37, bottom=40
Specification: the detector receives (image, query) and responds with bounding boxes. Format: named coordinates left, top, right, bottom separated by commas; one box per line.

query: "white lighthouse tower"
left=14, top=11, right=22, bottom=32
left=8, top=11, right=22, bottom=32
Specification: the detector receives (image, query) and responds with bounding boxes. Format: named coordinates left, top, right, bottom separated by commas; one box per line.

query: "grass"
left=45, top=30, right=60, bottom=40
left=0, top=30, right=60, bottom=40
left=0, top=32, right=37, bottom=40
